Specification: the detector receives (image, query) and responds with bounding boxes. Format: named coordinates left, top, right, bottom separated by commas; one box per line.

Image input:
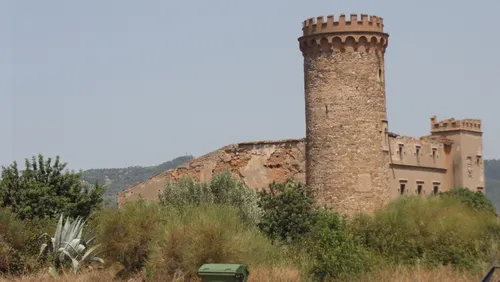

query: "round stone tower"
left=298, top=13, right=391, bottom=216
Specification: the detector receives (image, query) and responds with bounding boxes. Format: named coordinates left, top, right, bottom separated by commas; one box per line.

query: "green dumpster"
left=197, top=264, right=249, bottom=282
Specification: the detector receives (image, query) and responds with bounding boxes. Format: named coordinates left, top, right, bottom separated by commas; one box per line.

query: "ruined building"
left=119, top=13, right=484, bottom=216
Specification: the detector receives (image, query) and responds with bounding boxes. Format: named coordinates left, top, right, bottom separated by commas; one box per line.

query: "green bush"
left=257, top=180, right=316, bottom=243
left=0, top=208, right=57, bottom=275
left=159, top=170, right=261, bottom=225
left=440, top=187, right=496, bottom=214
left=148, top=204, right=284, bottom=280
left=0, top=208, right=28, bottom=274
left=351, top=196, right=500, bottom=270
left=94, top=200, right=167, bottom=275
left=0, top=154, right=105, bottom=220
left=303, top=210, right=373, bottom=281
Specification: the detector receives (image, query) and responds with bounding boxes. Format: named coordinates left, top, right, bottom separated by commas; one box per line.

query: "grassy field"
left=0, top=175, right=498, bottom=281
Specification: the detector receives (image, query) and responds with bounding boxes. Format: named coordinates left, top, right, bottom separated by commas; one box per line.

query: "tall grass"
left=147, top=204, right=292, bottom=280
left=94, top=200, right=168, bottom=276
left=351, top=195, right=500, bottom=271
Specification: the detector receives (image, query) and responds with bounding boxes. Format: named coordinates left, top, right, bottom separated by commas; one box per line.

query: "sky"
left=1, top=0, right=499, bottom=170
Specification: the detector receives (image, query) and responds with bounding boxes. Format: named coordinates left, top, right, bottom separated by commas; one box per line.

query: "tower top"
left=298, top=13, right=389, bottom=55
left=302, top=14, right=385, bottom=37
left=430, top=116, right=482, bottom=133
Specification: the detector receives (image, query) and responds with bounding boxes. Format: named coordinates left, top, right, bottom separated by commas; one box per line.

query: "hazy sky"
left=1, top=0, right=499, bottom=170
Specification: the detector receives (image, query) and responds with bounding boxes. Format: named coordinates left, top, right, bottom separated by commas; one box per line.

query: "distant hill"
left=485, top=159, right=500, bottom=212
left=81, top=155, right=193, bottom=207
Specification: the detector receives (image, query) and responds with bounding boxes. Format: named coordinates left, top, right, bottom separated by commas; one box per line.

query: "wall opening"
left=432, top=148, right=437, bottom=165
left=433, top=184, right=439, bottom=195
left=400, top=183, right=406, bottom=195
left=417, top=184, right=423, bottom=195
left=398, top=144, right=404, bottom=161
left=416, top=145, right=421, bottom=163
left=477, top=187, right=484, bottom=194
left=381, top=120, right=389, bottom=152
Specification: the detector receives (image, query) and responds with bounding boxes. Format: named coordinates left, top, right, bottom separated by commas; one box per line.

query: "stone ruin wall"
left=118, top=139, right=306, bottom=208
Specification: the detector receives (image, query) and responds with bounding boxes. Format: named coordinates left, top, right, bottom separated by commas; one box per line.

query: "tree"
left=0, top=154, right=105, bottom=220
left=257, top=180, right=316, bottom=243
left=440, top=187, right=496, bottom=214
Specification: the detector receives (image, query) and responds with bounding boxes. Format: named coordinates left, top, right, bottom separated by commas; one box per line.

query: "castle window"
left=433, top=183, right=440, bottom=195
left=476, top=156, right=482, bottom=166
left=399, top=180, right=407, bottom=196
left=416, top=182, right=424, bottom=195
left=398, top=144, right=404, bottom=161
left=432, top=148, right=437, bottom=164
left=415, top=145, right=421, bottom=163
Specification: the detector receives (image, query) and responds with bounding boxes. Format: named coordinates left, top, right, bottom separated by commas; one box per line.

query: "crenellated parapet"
left=430, top=116, right=482, bottom=133
left=298, top=13, right=389, bottom=55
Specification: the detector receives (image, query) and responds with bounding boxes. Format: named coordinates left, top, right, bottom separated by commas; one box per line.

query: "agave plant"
left=39, top=214, right=104, bottom=276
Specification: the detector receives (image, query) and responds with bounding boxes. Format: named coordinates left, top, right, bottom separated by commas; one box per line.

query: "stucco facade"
left=118, top=13, right=484, bottom=215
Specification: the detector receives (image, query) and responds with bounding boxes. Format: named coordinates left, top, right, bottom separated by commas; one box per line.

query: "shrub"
left=257, top=180, right=316, bottom=243
left=159, top=170, right=261, bottom=225
left=440, top=187, right=496, bottom=214
left=94, top=200, right=167, bottom=275
left=148, top=204, right=285, bottom=281
left=39, top=214, right=104, bottom=276
left=351, top=196, right=500, bottom=270
left=0, top=208, right=29, bottom=274
left=304, top=210, right=373, bottom=281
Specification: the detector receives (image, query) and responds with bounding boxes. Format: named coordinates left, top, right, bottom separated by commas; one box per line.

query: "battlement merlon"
left=298, top=13, right=389, bottom=55
left=430, top=115, right=482, bottom=133
left=302, top=14, right=385, bottom=36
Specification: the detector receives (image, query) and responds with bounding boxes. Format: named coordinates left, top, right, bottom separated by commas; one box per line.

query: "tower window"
left=476, top=156, right=482, bottom=166
left=432, top=148, right=437, bottom=164
left=398, top=144, right=404, bottom=161
left=416, top=145, right=421, bottom=163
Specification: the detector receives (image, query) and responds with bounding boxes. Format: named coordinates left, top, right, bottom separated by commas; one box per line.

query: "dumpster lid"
left=197, top=264, right=248, bottom=276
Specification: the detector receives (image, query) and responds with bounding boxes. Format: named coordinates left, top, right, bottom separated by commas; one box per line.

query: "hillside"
left=81, top=155, right=193, bottom=207
left=485, top=159, right=500, bottom=212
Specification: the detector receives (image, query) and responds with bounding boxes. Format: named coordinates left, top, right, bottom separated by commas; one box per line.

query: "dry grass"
left=2, top=264, right=497, bottom=282
left=0, top=268, right=120, bottom=282
left=247, top=266, right=302, bottom=282
left=0, top=265, right=301, bottom=282
left=357, top=265, right=497, bottom=282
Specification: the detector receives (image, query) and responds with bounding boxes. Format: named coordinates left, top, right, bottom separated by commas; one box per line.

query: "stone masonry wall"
left=298, top=14, right=392, bottom=216
left=302, top=50, right=391, bottom=216
left=118, top=139, right=306, bottom=208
